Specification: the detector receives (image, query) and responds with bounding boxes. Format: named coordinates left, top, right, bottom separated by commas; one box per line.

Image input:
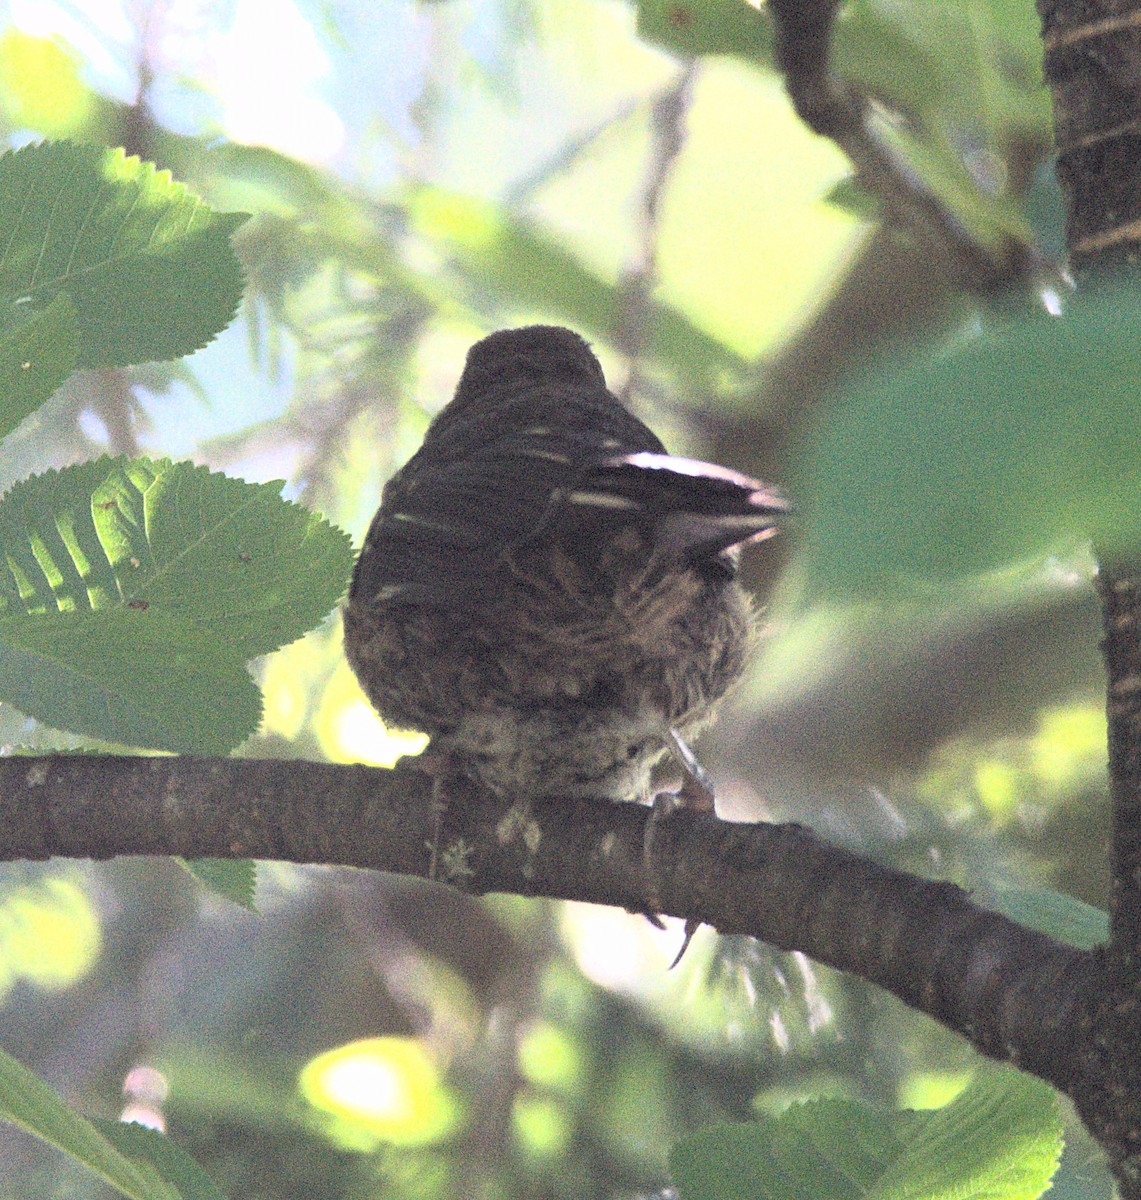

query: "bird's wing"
left=350, top=392, right=787, bottom=609
left=350, top=421, right=632, bottom=608
left=570, top=451, right=788, bottom=561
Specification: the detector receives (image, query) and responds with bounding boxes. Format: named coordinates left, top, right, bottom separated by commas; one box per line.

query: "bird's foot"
left=419, top=747, right=460, bottom=882
left=669, top=919, right=701, bottom=970
left=666, top=727, right=716, bottom=813
left=427, top=772, right=447, bottom=882
left=642, top=792, right=702, bottom=965
left=642, top=729, right=718, bottom=967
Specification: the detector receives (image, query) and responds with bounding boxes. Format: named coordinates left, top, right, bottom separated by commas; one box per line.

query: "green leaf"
left=636, top=0, right=1049, bottom=145
left=635, top=0, right=777, bottom=67
left=795, top=280, right=1141, bottom=600
left=672, top=1099, right=910, bottom=1200
left=637, top=0, right=1041, bottom=279
left=0, top=457, right=354, bottom=654
left=0, top=1042, right=182, bottom=1200
left=990, top=888, right=1108, bottom=950
left=404, top=185, right=748, bottom=394
left=0, top=291, right=79, bottom=437
left=0, top=610, right=261, bottom=753
left=863, top=104, right=1034, bottom=265
left=636, top=0, right=948, bottom=128
left=0, top=457, right=353, bottom=751
left=671, top=1067, right=1061, bottom=1200
left=822, top=176, right=882, bottom=222
left=875, top=1067, right=1062, bottom=1200
left=92, top=1120, right=229, bottom=1200
left=0, top=140, right=247, bottom=367
left=180, top=857, right=258, bottom=911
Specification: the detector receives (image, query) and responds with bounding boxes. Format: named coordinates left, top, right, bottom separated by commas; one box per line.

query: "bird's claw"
left=667, top=728, right=716, bottom=813
left=644, top=729, right=719, bottom=967
left=642, top=792, right=692, bottom=957
left=669, top=918, right=700, bottom=970
left=643, top=788, right=681, bottom=910
left=427, top=773, right=447, bottom=882
left=419, top=748, right=459, bottom=882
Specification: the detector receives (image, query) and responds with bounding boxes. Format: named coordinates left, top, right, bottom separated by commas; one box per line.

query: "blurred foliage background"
left=0, top=0, right=1117, bottom=1197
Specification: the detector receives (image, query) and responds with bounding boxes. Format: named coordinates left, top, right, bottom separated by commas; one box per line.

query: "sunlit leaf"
left=0, top=457, right=353, bottom=751
left=196, top=141, right=363, bottom=224
left=0, top=141, right=247, bottom=367
left=876, top=1066, right=1061, bottom=1200
left=0, top=31, right=98, bottom=138
left=299, top=1038, right=460, bottom=1150
left=636, top=0, right=777, bottom=68
left=0, top=877, right=100, bottom=996
left=671, top=1066, right=1060, bottom=1200
left=0, top=457, right=354, bottom=654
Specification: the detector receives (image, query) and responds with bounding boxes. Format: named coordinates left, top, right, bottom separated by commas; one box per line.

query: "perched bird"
left=344, top=325, right=786, bottom=894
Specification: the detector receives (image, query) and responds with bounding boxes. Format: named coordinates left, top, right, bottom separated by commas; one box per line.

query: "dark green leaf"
left=0, top=610, right=261, bottom=753
left=0, top=1044, right=176, bottom=1200
left=0, top=292, right=78, bottom=437
left=672, top=1099, right=907, bottom=1200
left=795, top=281, right=1141, bottom=599
left=93, top=1120, right=229, bottom=1200
left=180, top=858, right=258, bottom=912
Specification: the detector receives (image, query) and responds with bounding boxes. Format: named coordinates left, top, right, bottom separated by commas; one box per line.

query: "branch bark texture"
left=1039, top=0, right=1141, bottom=269
left=0, top=752, right=1099, bottom=1096
left=1035, top=0, right=1141, bottom=1188
left=1079, top=570, right=1141, bottom=1195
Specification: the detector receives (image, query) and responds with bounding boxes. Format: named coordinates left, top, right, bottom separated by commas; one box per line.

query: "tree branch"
left=0, top=752, right=1100, bottom=1095
left=1098, top=569, right=1141, bottom=955
left=766, top=0, right=1041, bottom=289
left=1039, top=0, right=1141, bottom=270
left=1033, top=0, right=1141, bottom=1187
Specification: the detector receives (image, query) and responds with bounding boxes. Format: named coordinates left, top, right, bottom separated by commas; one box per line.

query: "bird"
left=344, top=325, right=786, bottom=948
